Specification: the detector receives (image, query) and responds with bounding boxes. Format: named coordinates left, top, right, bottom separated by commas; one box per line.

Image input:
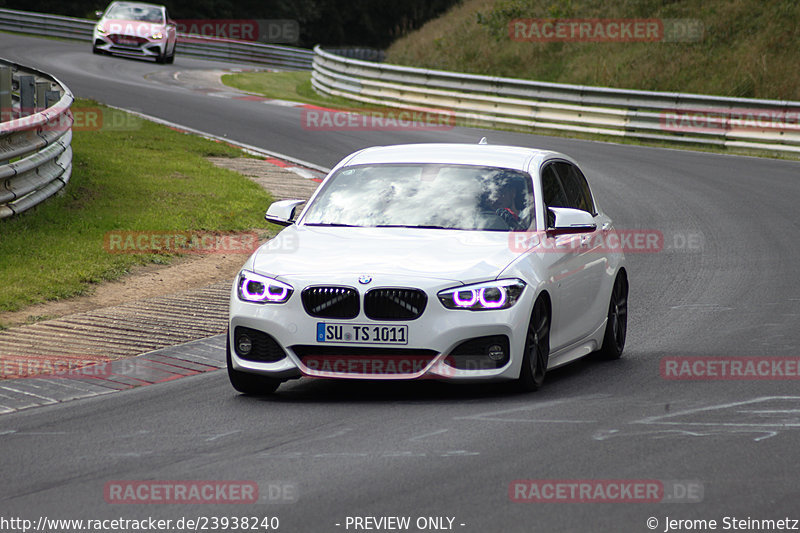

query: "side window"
left=541, top=164, right=569, bottom=228
left=554, top=162, right=596, bottom=215
left=541, top=164, right=568, bottom=208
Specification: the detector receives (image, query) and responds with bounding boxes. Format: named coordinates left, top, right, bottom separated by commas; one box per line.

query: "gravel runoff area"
left=0, top=157, right=321, bottom=411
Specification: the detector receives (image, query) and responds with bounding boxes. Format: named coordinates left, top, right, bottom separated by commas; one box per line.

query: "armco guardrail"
left=324, top=47, right=385, bottom=63
left=312, top=46, right=800, bottom=154
left=0, top=7, right=313, bottom=70
left=0, top=59, right=73, bottom=218
left=176, top=35, right=313, bottom=70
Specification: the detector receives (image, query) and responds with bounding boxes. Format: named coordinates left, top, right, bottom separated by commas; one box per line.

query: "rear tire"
left=517, top=296, right=550, bottom=392
left=597, top=272, right=628, bottom=360
left=226, top=332, right=281, bottom=394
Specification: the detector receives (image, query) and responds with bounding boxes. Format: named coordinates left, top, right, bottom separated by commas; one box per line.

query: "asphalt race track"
left=2, top=33, right=800, bottom=532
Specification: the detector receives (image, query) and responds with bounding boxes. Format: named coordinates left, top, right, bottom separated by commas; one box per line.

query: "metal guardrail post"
left=35, top=80, right=49, bottom=112
left=0, top=66, right=11, bottom=122
left=45, top=90, right=60, bottom=107
left=18, top=75, right=35, bottom=117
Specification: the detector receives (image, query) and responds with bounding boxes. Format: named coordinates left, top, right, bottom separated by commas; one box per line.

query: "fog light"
left=237, top=334, right=253, bottom=355
left=487, top=344, right=504, bottom=361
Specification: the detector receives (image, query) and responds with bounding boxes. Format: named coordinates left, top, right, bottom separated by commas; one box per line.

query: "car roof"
left=340, top=143, right=568, bottom=173
left=107, top=1, right=165, bottom=9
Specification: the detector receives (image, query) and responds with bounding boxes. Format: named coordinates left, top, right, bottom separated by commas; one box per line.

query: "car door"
left=552, top=161, right=609, bottom=343
left=537, top=162, right=584, bottom=350
left=537, top=161, right=603, bottom=349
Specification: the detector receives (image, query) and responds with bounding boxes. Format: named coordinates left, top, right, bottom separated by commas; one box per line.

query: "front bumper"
left=93, top=32, right=167, bottom=58
left=228, top=275, right=535, bottom=382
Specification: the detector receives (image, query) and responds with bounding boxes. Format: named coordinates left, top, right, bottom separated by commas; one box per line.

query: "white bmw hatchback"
left=227, top=143, right=628, bottom=393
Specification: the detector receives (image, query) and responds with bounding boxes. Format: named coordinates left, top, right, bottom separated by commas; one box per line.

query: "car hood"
left=251, top=226, right=521, bottom=284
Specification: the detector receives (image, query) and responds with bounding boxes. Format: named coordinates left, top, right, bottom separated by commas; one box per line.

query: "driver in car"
left=485, top=175, right=528, bottom=230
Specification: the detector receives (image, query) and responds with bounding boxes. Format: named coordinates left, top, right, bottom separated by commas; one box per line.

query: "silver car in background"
left=92, top=1, right=177, bottom=63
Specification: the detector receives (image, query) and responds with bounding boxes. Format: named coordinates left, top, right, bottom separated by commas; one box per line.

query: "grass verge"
left=0, top=99, right=274, bottom=316
left=221, top=71, right=368, bottom=109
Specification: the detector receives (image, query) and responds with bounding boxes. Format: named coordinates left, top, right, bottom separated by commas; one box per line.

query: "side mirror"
left=265, top=199, right=305, bottom=226
left=95, top=10, right=104, bottom=18
left=547, top=207, right=596, bottom=235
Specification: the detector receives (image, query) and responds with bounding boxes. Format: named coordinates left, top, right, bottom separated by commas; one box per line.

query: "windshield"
left=302, top=164, right=535, bottom=231
left=105, top=4, right=164, bottom=22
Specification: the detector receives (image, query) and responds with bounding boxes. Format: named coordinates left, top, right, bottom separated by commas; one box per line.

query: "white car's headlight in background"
left=96, top=25, right=107, bottom=34
left=237, top=271, right=293, bottom=304
left=150, top=31, right=164, bottom=39
left=438, top=279, right=526, bottom=311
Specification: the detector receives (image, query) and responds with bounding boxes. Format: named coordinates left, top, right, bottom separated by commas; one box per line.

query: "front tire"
left=597, top=272, right=628, bottom=360
left=517, top=296, right=550, bottom=392
left=156, top=47, right=170, bottom=64
left=226, top=332, right=281, bottom=394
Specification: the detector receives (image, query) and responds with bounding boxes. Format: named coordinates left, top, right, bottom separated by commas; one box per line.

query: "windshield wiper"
left=304, top=222, right=361, bottom=227
left=373, top=224, right=453, bottom=230
left=306, top=223, right=460, bottom=230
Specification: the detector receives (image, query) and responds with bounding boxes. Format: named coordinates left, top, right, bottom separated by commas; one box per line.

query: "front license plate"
left=316, top=323, right=408, bottom=345
left=118, top=39, right=138, bottom=45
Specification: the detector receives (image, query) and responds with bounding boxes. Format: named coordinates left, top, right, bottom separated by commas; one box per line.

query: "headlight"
left=237, top=270, right=293, bottom=304
left=150, top=31, right=164, bottom=39
left=438, top=279, right=526, bottom=311
left=96, top=25, right=107, bottom=34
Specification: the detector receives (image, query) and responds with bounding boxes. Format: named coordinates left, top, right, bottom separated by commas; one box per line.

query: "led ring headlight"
left=438, top=279, right=525, bottom=311
left=237, top=270, right=293, bottom=304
